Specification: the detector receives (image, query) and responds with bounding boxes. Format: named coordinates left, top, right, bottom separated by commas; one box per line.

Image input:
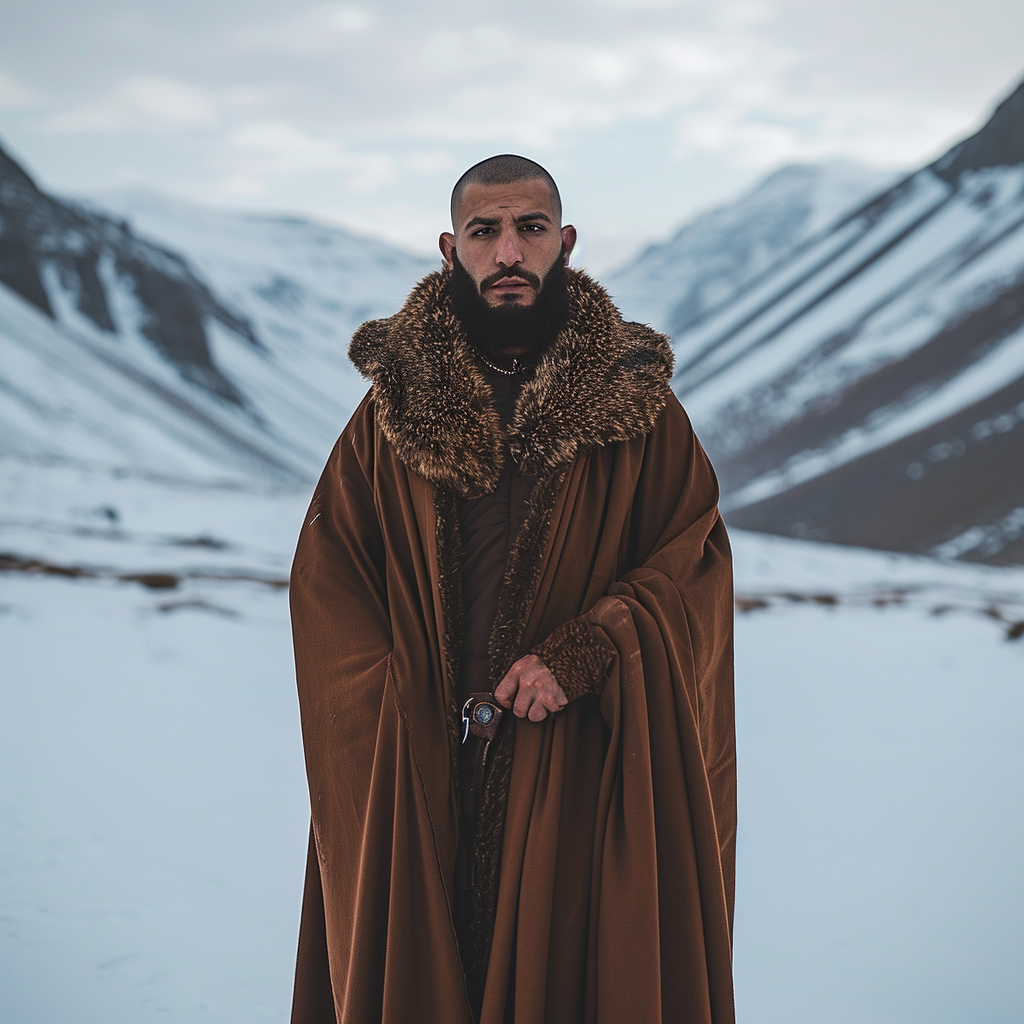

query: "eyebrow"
left=462, top=211, right=553, bottom=231
left=515, top=211, right=552, bottom=224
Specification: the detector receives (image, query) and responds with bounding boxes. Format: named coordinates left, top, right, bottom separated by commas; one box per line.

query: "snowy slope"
left=84, top=186, right=433, bottom=356
left=74, top=189, right=434, bottom=482
left=605, top=161, right=894, bottom=335
left=0, top=141, right=259, bottom=411
left=0, top=283, right=317, bottom=485
left=666, top=78, right=1024, bottom=566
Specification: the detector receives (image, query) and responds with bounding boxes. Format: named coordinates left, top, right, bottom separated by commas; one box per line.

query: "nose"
left=495, top=226, right=524, bottom=268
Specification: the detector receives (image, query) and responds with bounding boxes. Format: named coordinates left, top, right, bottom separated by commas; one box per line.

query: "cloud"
left=360, top=11, right=981, bottom=174
left=0, top=70, right=36, bottom=110
left=672, top=91, right=976, bottom=169
left=237, top=4, right=372, bottom=53
left=227, top=121, right=351, bottom=172
left=24, top=1, right=991, bottom=175
left=9, top=0, right=1019, bottom=258
left=44, top=77, right=223, bottom=132
left=222, top=121, right=397, bottom=192
left=396, top=22, right=796, bottom=147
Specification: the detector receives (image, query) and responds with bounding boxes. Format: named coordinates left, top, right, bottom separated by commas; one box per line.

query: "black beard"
left=448, top=250, right=570, bottom=364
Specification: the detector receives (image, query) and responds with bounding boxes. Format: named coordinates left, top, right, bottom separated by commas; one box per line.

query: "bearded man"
left=289, top=155, right=736, bottom=1024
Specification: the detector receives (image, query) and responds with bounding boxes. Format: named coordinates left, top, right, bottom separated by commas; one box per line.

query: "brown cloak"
left=289, top=269, right=736, bottom=1024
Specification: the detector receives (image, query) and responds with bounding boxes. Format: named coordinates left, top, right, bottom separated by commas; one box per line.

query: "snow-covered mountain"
left=0, top=142, right=432, bottom=486
left=606, top=161, right=895, bottom=335
left=82, top=186, right=434, bottom=420
left=6, top=72, right=1024, bottom=569
left=663, top=77, right=1024, bottom=566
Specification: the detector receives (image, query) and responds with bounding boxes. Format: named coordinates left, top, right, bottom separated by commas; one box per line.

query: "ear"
left=439, top=232, right=456, bottom=266
left=560, top=224, right=577, bottom=265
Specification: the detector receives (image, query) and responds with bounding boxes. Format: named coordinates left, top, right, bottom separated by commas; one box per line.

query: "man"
left=290, top=155, right=736, bottom=1024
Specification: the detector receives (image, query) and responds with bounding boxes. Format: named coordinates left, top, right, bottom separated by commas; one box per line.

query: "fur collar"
left=349, top=267, right=673, bottom=497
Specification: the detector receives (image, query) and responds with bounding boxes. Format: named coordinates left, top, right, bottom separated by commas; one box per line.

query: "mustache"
left=480, top=265, right=542, bottom=291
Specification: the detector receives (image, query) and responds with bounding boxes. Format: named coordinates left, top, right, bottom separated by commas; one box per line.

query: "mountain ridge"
left=666, top=76, right=1024, bottom=565
left=606, top=160, right=896, bottom=336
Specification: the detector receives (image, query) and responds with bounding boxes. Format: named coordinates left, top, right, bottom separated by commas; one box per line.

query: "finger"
left=513, top=688, right=535, bottom=719
left=494, top=671, right=518, bottom=707
left=527, top=701, right=549, bottom=722
left=540, top=687, right=567, bottom=713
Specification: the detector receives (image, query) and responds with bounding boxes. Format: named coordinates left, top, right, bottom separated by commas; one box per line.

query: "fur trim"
left=350, top=267, right=673, bottom=497
left=531, top=615, right=615, bottom=701
left=432, top=487, right=466, bottom=782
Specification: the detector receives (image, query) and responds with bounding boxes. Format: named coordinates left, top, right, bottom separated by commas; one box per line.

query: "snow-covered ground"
left=730, top=535, right=1024, bottom=1024
left=2, top=469, right=1022, bottom=1023
left=1, top=572, right=306, bottom=1023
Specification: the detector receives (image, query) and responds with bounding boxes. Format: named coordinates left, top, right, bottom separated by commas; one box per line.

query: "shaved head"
left=450, top=154, right=562, bottom=228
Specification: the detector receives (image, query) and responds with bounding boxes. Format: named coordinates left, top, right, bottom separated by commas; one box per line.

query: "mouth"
left=483, top=275, right=536, bottom=302
left=488, top=276, right=531, bottom=290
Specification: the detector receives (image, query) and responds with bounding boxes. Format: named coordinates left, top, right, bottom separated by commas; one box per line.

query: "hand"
left=494, top=654, right=568, bottom=722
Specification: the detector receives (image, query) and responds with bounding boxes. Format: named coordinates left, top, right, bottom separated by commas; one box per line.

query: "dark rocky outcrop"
left=933, top=77, right=1024, bottom=183
left=0, top=140, right=258, bottom=403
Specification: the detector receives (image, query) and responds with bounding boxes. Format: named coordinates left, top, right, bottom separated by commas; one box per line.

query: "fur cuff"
left=531, top=616, right=614, bottom=701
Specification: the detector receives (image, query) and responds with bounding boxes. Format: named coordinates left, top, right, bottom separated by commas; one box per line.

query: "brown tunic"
left=456, top=365, right=533, bottom=702
left=453, top=364, right=536, bottom=1000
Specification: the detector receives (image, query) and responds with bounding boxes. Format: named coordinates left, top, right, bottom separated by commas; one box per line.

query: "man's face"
left=439, top=179, right=577, bottom=308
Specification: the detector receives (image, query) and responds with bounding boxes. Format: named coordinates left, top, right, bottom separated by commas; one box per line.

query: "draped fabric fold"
left=475, top=396, right=735, bottom=1024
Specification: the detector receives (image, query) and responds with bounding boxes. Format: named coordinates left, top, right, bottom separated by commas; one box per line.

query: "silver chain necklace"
left=472, top=346, right=524, bottom=375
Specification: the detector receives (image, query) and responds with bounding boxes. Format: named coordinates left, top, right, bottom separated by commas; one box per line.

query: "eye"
left=520, top=223, right=544, bottom=232
left=470, top=226, right=495, bottom=236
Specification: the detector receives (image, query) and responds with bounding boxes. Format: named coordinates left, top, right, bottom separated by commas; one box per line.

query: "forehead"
left=454, top=179, right=558, bottom=231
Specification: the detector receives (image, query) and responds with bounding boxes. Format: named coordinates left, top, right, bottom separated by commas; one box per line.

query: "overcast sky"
left=1, top=0, right=1023, bottom=270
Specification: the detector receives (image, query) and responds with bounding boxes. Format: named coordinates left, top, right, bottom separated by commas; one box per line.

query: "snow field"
left=677, top=165, right=1024, bottom=462
left=1, top=574, right=308, bottom=1024
left=0, top=461, right=310, bottom=580
left=734, top=601, right=1023, bottom=1024
left=608, top=162, right=895, bottom=339
left=678, top=174, right=953, bottom=407
left=2, top=525, right=1022, bottom=1023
